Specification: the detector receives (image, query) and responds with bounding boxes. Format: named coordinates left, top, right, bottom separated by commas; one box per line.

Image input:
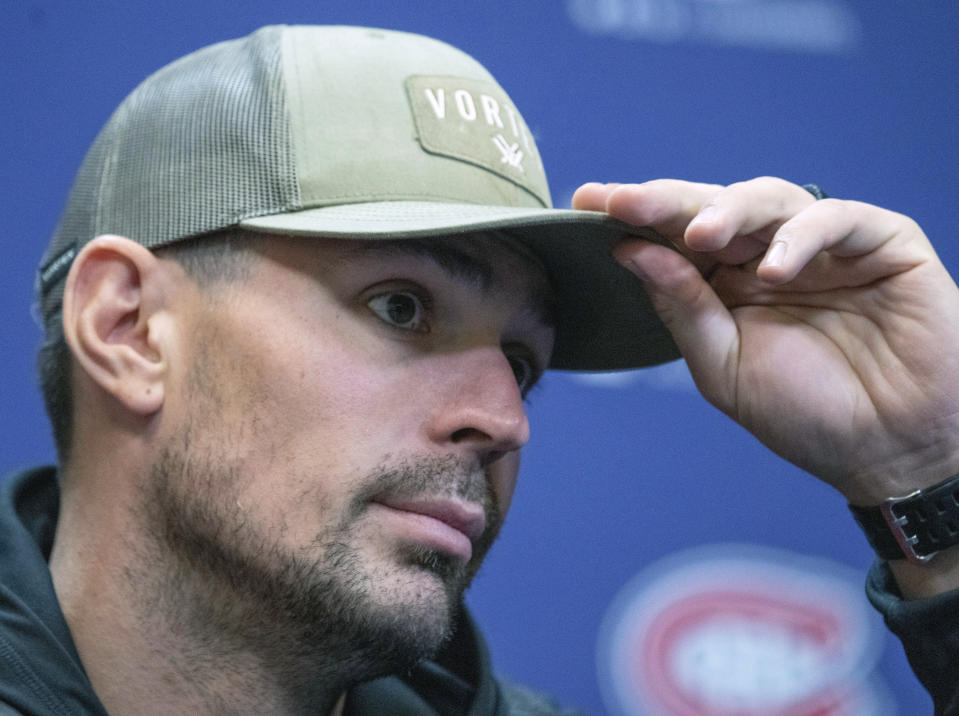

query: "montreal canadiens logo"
left=597, top=544, right=892, bottom=715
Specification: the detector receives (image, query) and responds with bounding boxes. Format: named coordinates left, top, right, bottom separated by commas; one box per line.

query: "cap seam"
left=278, top=25, right=305, bottom=214
left=275, top=190, right=544, bottom=208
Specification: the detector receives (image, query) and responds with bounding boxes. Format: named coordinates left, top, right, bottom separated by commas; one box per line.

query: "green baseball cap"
left=37, top=24, right=679, bottom=370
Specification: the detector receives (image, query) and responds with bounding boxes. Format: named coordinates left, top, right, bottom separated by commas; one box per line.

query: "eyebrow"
left=352, top=239, right=494, bottom=291
left=344, top=238, right=558, bottom=328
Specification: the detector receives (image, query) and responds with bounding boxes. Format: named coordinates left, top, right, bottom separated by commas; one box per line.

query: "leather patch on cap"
left=405, top=75, right=549, bottom=206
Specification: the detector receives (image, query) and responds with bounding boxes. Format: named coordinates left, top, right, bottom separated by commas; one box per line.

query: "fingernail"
left=689, top=205, right=718, bottom=226
left=762, top=241, right=787, bottom=268
left=616, top=256, right=649, bottom=281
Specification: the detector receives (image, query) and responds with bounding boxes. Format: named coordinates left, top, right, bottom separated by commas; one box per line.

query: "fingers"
left=572, top=180, right=721, bottom=237
left=570, top=182, right=618, bottom=212
left=572, top=177, right=812, bottom=248
left=683, top=177, right=815, bottom=251
left=573, top=178, right=815, bottom=269
left=612, top=239, right=738, bottom=408
left=756, top=199, right=932, bottom=285
left=575, top=177, right=933, bottom=291
left=578, top=176, right=934, bottom=408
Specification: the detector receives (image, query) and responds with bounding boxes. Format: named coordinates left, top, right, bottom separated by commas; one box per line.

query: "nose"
left=424, top=346, right=531, bottom=465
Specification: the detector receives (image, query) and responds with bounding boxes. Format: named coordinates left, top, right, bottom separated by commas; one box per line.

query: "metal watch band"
left=849, top=472, right=959, bottom=563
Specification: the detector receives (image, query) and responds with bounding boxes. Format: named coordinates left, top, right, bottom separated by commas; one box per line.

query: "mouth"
left=370, top=496, right=487, bottom=563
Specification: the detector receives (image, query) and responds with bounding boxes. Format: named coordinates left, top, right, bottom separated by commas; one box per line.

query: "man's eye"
left=367, top=291, right=429, bottom=332
left=507, top=354, right=536, bottom=395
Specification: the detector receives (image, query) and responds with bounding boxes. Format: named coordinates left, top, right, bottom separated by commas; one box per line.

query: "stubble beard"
left=132, top=425, right=502, bottom=704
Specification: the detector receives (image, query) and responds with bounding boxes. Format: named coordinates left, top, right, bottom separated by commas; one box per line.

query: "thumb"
left=614, top=239, right=739, bottom=409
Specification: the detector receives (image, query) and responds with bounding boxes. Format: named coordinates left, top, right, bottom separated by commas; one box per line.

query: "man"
left=1, top=23, right=957, bottom=715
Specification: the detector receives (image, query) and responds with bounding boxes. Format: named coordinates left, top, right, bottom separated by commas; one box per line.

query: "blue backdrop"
left=2, top=1, right=957, bottom=713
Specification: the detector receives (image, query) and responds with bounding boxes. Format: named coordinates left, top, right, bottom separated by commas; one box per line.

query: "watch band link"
left=849, top=473, right=959, bottom=563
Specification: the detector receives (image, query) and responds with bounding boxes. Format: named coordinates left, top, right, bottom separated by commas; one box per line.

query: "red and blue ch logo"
left=597, top=544, right=892, bottom=715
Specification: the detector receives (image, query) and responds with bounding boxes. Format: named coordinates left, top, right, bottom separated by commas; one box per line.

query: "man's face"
left=141, top=232, right=555, bottom=671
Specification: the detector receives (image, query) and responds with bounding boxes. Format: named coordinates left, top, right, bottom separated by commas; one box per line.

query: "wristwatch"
left=849, top=473, right=959, bottom=564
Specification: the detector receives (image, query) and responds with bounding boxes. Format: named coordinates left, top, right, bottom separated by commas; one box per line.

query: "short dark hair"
left=37, top=229, right=258, bottom=463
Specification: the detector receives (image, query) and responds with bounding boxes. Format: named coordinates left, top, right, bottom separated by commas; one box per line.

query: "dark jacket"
left=865, top=560, right=959, bottom=715
left=3, top=467, right=956, bottom=713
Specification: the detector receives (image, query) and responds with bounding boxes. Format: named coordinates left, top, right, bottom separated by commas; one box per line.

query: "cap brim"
left=240, top=201, right=680, bottom=371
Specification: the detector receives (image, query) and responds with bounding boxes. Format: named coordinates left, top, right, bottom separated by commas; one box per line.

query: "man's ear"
left=62, top=235, right=170, bottom=416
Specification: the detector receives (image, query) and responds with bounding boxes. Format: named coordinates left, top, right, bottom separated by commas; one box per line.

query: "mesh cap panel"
left=39, top=26, right=299, bottom=327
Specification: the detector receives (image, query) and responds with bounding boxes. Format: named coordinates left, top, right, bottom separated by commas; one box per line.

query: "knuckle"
left=804, top=196, right=845, bottom=220
left=742, top=176, right=792, bottom=193
left=897, top=213, right=923, bottom=236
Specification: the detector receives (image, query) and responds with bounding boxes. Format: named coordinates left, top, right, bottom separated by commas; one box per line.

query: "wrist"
left=841, top=441, right=959, bottom=506
left=888, top=548, right=959, bottom=600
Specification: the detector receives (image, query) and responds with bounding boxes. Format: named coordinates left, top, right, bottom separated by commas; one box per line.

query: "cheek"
left=213, top=303, right=423, bottom=477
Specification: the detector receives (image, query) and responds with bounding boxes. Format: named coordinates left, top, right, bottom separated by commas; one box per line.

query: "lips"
left=371, top=495, right=487, bottom=562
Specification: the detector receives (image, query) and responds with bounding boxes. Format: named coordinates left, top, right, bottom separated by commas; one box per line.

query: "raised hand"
left=573, top=178, right=959, bottom=510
